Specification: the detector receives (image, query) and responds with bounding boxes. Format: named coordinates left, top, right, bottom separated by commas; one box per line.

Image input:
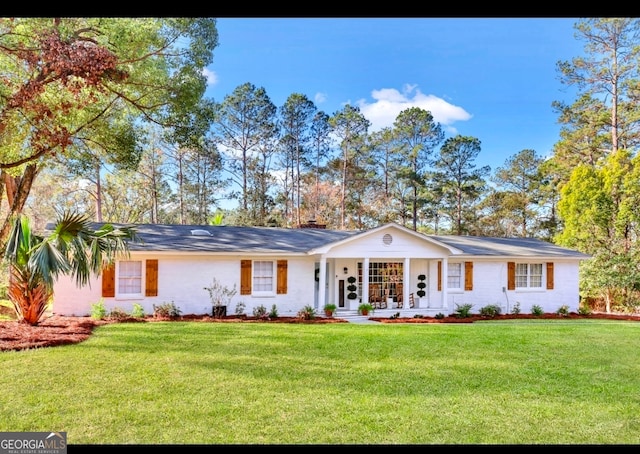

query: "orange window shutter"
left=464, top=261, right=473, bottom=291
left=240, top=260, right=252, bottom=295
left=277, top=260, right=288, bottom=294
left=102, top=264, right=115, bottom=297
left=437, top=261, right=442, bottom=291
left=507, top=262, right=516, bottom=290
left=546, top=262, right=554, bottom=289
left=145, top=259, right=158, bottom=296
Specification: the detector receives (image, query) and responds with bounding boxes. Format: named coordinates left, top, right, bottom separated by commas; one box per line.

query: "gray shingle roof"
left=93, top=222, right=589, bottom=259
left=115, top=224, right=359, bottom=254
left=430, top=235, right=591, bottom=258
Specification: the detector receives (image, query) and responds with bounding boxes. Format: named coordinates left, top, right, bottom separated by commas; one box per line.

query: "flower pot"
left=212, top=305, right=227, bottom=318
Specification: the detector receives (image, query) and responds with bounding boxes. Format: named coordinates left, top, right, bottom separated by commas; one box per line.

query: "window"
left=515, top=263, right=543, bottom=289
left=118, top=261, right=142, bottom=296
left=253, top=261, right=274, bottom=292
left=357, top=262, right=403, bottom=299
left=102, top=260, right=157, bottom=298
left=447, top=263, right=462, bottom=289
left=240, top=259, right=288, bottom=296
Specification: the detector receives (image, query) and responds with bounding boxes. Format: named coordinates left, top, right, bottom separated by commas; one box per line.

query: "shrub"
left=204, top=277, right=237, bottom=310
left=417, top=274, right=426, bottom=298
left=346, top=276, right=358, bottom=300
left=253, top=304, right=268, bottom=319
left=479, top=304, right=501, bottom=318
left=434, top=313, right=445, bottom=319
left=91, top=299, right=107, bottom=320
left=389, top=312, right=400, bottom=319
left=269, top=304, right=279, bottom=318
left=109, top=306, right=129, bottom=320
left=454, top=303, right=473, bottom=318
left=131, top=303, right=145, bottom=318
left=510, top=301, right=521, bottom=315
left=153, top=302, right=182, bottom=318
left=578, top=305, right=592, bottom=316
left=235, top=301, right=246, bottom=316
left=531, top=304, right=544, bottom=316
left=413, top=314, right=425, bottom=319
left=297, top=305, right=316, bottom=320
left=556, top=304, right=570, bottom=317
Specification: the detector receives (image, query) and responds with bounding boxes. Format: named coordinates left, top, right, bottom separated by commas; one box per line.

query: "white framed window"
left=117, top=260, right=143, bottom=297
left=447, top=262, right=462, bottom=290
left=253, top=260, right=275, bottom=295
left=515, top=263, right=543, bottom=289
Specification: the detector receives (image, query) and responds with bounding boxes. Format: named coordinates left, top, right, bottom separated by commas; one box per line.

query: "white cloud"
left=314, top=92, right=327, bottom=104
left=202, top=68, right=218, bottom=85
left=355, top=84, right=472, bottom=133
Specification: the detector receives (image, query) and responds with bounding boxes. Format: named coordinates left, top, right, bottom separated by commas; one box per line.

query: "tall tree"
left=328, top=105, right=370, bottom=229
left=279, top=93, right=316, bottom=227
left=392, top=107, right=444, bottom=231
left=556, top=18, right=640, bottom=156
left=0, top=18, right=218, bottom=251
left=368, top=127, right=401, bottom=224
left=213, top=83, right=278, bottom=217
left=491, top=149, right=545, bottom=237
left=308, top=111, right=332, bottom=221
left=556, top=150, right=640, bottom=312
left=433, top=136, right=490, bottom=235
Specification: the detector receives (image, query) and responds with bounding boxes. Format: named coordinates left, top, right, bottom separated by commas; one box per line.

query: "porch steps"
left=329, top=308, right=447, bottom=321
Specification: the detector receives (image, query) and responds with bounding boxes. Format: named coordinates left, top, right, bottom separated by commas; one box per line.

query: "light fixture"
left=343, top=267, right=348, bottom=275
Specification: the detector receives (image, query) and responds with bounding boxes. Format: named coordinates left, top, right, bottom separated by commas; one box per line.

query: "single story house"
left=52, top=222, right=591, bottom=318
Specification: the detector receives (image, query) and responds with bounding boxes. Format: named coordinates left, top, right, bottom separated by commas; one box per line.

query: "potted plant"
left=323, top=303, right=337, bottom=317
left=204, top=277, right=237, bottom=318
left=346, top=276, right=358, bottom=300
left=358, top=302, right=374, bottom=316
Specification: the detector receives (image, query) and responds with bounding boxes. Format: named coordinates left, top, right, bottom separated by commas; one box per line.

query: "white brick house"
left=52, top=222, right=590, bottom=317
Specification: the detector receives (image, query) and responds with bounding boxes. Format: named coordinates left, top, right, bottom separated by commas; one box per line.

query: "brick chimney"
left=298, top=219, right=326, bottom=229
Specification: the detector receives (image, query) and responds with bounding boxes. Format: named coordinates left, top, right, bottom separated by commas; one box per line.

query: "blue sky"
left=202, top=18, right=584, bottom=171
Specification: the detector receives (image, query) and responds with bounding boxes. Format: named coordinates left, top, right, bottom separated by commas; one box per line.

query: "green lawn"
left=1, top=319, right=640, bottom=444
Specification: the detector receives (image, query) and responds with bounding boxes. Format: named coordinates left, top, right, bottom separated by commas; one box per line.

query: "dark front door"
left=338, top=279, right=345, bottom=308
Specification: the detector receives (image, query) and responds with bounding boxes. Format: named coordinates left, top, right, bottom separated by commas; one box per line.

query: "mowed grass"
left=1, top=319, right=640, bottom=444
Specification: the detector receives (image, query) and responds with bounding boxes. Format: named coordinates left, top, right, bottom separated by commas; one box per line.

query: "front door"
left=338, top=279, right=345, bottom=308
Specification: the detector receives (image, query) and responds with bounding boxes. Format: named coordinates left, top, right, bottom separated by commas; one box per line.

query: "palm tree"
left=3, top=211, right=138, bottom=325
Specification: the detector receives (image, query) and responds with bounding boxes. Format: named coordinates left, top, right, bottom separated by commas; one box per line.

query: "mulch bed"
left=1, top=312, right=639, bottom=352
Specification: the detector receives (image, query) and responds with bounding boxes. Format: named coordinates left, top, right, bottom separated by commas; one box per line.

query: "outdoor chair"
left=369, top=284, right=387, bottom=309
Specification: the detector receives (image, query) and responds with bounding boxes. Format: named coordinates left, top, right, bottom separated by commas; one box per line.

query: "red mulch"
left=0, top=314, right=347, bottom=352
left=1, top=312, right=638, bottom=352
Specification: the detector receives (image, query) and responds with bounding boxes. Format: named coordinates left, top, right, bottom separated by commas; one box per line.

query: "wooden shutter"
left=437, top=261, right=442, bottom=291
left=464, top=261, right=473, bottom=291
left=102, top=264, right=115, bottom=297
left=546, top=262, right=554, bottom=290
left=145, top=259, right=158, bottom=296
left=507, top=262, right=515, bottom=290
left=277, top=260, right=288, bottom=294
left=240, top=260, right=252, bottom=295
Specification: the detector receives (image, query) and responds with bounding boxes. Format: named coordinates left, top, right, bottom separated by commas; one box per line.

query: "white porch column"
left=318, top=256, right=327, bottom=310
left=362, top=257, right=370, bottom=306
left=441, top=257, right=448, bottom=311
left=403, top=257, right=410, bottom=312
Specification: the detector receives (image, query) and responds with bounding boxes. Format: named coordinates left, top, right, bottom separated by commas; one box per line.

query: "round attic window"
left=382, top=233, right=393, bottom=246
